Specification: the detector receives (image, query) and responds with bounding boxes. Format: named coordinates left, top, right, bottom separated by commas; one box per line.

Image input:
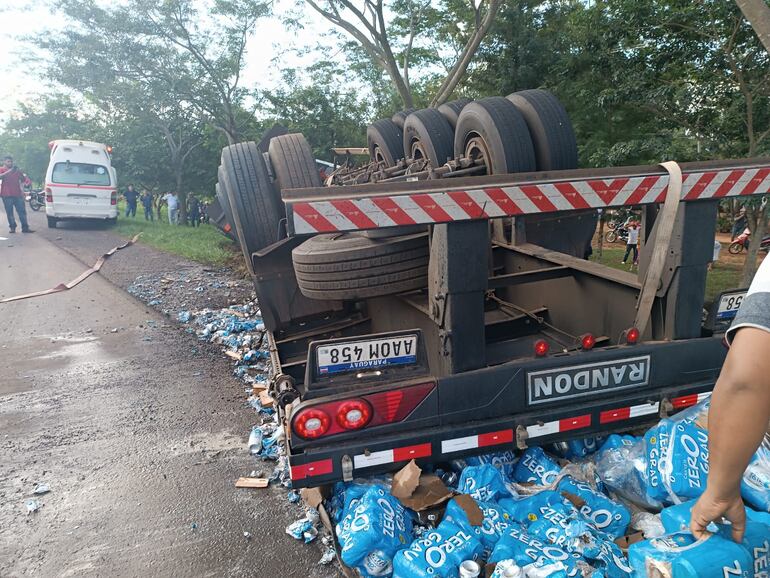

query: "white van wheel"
left=47, top=216, right=57, bottom=229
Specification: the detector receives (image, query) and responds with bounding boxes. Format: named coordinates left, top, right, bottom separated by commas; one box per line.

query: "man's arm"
left=691, top=327, right=770, bottom=541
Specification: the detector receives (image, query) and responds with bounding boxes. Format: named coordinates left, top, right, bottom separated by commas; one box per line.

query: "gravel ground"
left=0, top=211, right=340, bottom=578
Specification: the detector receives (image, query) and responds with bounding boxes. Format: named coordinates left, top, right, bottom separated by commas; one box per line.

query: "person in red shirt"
left=0, top=155, right=33, bottom=233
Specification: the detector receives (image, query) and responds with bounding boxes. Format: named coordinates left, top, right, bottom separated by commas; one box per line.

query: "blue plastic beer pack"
left=557, top=476, right=631, bottom=539
left=458, top=463, right=515, bottom=503
left=512, top=447, right=561, bottom=486
left=488, top=525, right=581, bottom=577
left=628, top=531, right=753, bottom=578
left=392, top=518, right=483, bottom=578
left=442, top=497, right=513, bottom=557
left=464, top=450, right=519, bottom=480
left=336, top=485, right=413, bottom=577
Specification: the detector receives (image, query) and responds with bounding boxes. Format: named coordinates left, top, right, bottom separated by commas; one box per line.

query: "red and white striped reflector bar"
left=441, top=428, right=514, bottom=455
left=290, top=166, right=770, bottom=233
left=353, top=442, right=432, bottom=470
left=526, top=414, right=592, bottom=439
left=671, top=391, right=711, bottom=410
left=600, top=401, right=660, bottom=424
left=290, top=458, right=333, bottom=481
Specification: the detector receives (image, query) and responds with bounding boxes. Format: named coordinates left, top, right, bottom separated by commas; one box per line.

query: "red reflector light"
left=534, top=339, right=549, bottom=357
left=110, top=190, right=117, bottom=205
left=293, top=408, right=331, bottom=439
left=626, top=327, right=640, bottom=345
left=291, top=382, right=435, bottom=441
left=336, top=399, right=372, bottom=430
left=224, top=223, right=232, bottom=233
left=45, top=187, right=52, bottom=203
left=581, top=333, right=596, bottom=350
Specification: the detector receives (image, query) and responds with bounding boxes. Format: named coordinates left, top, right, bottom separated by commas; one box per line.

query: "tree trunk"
left=736, top=0, right=770, bottom=55
left=741, top=203, right=769, bottom=285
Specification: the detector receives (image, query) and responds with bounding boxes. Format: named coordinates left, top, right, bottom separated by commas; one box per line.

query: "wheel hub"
left=465, top=134, right=492, bottom=175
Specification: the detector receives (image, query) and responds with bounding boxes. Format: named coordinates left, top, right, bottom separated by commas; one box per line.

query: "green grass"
left=113, top=200, right=235, bottom=265
left=590, top=244, right=744, bottom=305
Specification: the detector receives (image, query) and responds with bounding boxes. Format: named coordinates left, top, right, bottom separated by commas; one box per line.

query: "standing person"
left=691, top=255, right=770, bottom=543
left=188, top=194, right=200, bottom=227
left=621, top=220, right=640, bottom=265
left=164, top=191, right=179, bottom=225
left=155, top=192, right=165, bottom=222
left=732, top=206, right=748, bottom=241
left=141, top=190, right=154, bottom=221
left=0, top=155, right=34, bottom=234
left=123, top=184, right=138, bottom=218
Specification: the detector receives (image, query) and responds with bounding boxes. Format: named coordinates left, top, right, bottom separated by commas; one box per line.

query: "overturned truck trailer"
left=215, top=91, right=767, bottom=488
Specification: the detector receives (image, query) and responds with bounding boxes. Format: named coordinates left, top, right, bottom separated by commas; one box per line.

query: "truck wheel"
left=403, top=108, right=455, bottom=166
left=216, top=169, right=239, bottom=242
left=367, top=119, right=403, bottom=167
left=605, top=230, right=618, bottom=243
left=454, top=97, right=536, bottom=174
left=220, top=142, right=283, bottom=273
left=391, top=108, right=417, bottom=129
left=268, top=133, right=322, bottom=190
left=47, top=216, right=57, bottom=229
left=292, top=232, right=429, bottom=300
left=506, top=89, right=578, bottom=170
left=438, top=98, right=472, bottom=129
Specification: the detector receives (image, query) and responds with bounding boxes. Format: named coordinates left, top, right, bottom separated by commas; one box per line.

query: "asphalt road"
left=0, top=210, right=339, bottom=577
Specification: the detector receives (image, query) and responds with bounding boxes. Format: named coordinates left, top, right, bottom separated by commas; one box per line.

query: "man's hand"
left=690, top=487, right=746, bottom=542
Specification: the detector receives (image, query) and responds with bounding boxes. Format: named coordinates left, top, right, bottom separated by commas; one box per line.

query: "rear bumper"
left=287, top=337, right=725, bottom=487
left=46, top=207, right=118, bottom=219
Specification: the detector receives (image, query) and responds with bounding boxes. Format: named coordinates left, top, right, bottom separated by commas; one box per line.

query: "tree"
left=265, top=68, right=369, bottom=159
left=736, top=0, right=770, bottom=54
left=45, top=0, right=268, bottom=144
left=0, top=95, right=95, bottom=184
left=735, top=0, right=770, bottom=284
left=302, top=0, right=501, bottom=107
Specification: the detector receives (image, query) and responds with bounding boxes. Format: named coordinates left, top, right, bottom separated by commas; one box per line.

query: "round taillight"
left=626, top=327, right=640, bottom=345
left=336, top=399, right=372, bottom=430
left=534, top=339, right=549, bottom=357
left=293, top=408, right=331, bottom=439
left=581, top=334, right=596, bottom=350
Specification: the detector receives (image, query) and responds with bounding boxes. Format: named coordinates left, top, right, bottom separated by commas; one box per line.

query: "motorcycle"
left=729, top=228, right=770, bottom=254
left=27, top=189, right=45, bottom=211
left=605, top=225, right=629, bottom=244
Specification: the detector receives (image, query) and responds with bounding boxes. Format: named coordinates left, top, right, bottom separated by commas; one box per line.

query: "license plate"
left=316, top=335, right=418, bottom=375
left=717, top=291, right=746, bottom=319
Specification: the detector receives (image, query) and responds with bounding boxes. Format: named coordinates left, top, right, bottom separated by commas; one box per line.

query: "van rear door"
left=48, top=162, right=114, bottom=217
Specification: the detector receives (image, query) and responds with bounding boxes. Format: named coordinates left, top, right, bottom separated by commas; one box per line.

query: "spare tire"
left=438, top=98, right=472, bottom=129
left=506, top=90, right=592, bottom=258
left=506, top=89, right=577, bottom=171
left=403, top=108, right=455, bottom=166
left=268, top=133, right=322, bottom=190
left=367, top=119, right=404, bottom=167
left=391, top=108, right=418, bottom=129
left=220, top=142, right=283, bottom=273
left=453, top=97, right=536, bottom=174
left=292, top=232, right=429, bottom=300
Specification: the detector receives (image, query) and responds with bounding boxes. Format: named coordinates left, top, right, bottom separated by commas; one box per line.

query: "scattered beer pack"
left=324, top=398, right=770, bottom=577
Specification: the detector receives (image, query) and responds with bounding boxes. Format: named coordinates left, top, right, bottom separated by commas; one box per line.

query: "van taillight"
left=110, top=190, right=117, bottom=205
left=291, top=382, right=434, bottom=441
left=45, top=187, right=52, bottom=203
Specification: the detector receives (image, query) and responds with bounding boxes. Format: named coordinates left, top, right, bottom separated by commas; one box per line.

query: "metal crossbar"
left=283, top=158, right=770, bottom=235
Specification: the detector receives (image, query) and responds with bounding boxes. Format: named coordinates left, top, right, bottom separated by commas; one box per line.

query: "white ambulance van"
left=45, top=140, right=118, bottom=228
